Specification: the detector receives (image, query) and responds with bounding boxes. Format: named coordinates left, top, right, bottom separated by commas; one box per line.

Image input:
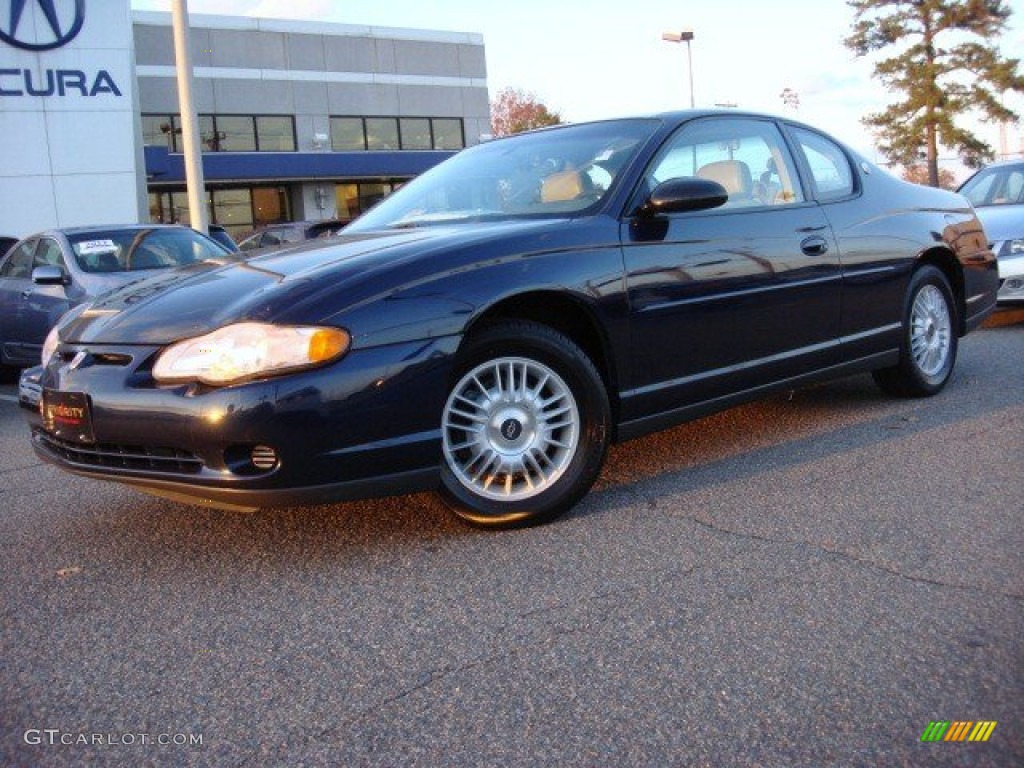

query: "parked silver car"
left=958, top=160, right=1024, bottom=304
left=237, top=219, right=350, bottom=251
left=0, top=224, right=232, bottom=367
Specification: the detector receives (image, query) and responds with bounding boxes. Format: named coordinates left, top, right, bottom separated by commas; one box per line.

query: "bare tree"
left=490, top=87, right=562, bottom=137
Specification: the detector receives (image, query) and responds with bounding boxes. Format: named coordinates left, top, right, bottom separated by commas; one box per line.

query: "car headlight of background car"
left=152, top=322, right=350, bottom=385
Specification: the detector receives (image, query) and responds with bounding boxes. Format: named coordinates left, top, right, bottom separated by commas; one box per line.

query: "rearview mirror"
left=637, top=177, right=728, bottom=217
left=32, top=265, right=70, bottom=286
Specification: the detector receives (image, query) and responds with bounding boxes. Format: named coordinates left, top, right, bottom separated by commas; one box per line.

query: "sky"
left=131, top=0, right=1024, bottom=174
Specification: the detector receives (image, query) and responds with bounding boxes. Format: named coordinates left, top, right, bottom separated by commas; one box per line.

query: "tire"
left=438, top=321, right=610, bottom=528
left=872, top=265, right=958, bottom=398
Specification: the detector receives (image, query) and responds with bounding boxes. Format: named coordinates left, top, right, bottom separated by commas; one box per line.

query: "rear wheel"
left=873, top=265, right=958, bottom=397
left=439, top=321, right=610, bottom=528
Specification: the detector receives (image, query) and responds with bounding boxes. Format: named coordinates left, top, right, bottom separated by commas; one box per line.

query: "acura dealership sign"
left=0, top=0, right=85, bottom=51
left=0, top=0, right=120, bottom=98
left=0, top=69, right=122, bottom=96
left=0, top=0, right=144, bottom=236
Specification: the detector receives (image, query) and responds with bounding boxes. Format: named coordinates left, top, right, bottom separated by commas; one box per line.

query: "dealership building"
left=0, top=3, right=490, bottom=239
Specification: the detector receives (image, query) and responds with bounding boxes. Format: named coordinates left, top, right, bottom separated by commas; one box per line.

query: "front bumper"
left=996, top=248, right=1024, bottom=304
left=28, top=336, right=459, bottom=510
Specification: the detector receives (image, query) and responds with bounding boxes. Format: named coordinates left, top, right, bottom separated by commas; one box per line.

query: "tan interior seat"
left=541, top=170, right=586, bottom=203
left=696, top=160, right=754, bottom=203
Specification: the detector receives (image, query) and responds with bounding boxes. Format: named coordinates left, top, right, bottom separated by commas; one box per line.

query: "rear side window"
left=0, top=240, right=35, bottom=278
left=791, top=127, right=855, bottom=201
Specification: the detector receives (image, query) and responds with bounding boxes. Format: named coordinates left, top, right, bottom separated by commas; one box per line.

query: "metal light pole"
left=172, top=0, right=208, bottom=234
left=662, top=30, right=695, bottom=108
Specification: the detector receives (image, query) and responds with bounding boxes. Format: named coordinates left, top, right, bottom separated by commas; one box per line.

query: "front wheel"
left=873, top=265, right=958, bottom=397
left=439, top=321, right=610, bottom=528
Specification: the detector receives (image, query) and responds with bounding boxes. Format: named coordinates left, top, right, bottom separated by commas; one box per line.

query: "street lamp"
left=662, top=29, right=695, bottom=108
left=780, top=87, right=800, bottom=112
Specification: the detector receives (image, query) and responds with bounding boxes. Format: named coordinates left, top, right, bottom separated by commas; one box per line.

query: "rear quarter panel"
left=821, top=165, right=996, bottom=353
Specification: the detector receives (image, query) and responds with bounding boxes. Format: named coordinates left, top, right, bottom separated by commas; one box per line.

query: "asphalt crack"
left=679, top=511, right=1023, bottom=601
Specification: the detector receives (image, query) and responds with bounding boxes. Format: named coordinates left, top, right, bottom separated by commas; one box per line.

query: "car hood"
left=75, top=267, right=182, bottom=298
left=974, top=204, right=1023, bottom=242
left=59, top=220, right=571, bottom=345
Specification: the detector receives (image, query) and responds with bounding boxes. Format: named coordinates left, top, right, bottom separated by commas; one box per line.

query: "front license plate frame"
left=41, top=389, right=96, bottom=444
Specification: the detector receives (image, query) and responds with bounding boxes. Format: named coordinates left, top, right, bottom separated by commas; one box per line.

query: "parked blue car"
left=24, top=113, right=999, bottom=527
left=0, top=224, right=232, bottom=367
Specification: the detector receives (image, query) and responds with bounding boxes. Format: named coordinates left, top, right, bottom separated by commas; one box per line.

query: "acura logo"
left=0, top=0, right=85, bottom=51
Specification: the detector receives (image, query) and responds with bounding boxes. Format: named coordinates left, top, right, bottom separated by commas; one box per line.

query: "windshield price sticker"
left=77, top=240, right=118, bottom=255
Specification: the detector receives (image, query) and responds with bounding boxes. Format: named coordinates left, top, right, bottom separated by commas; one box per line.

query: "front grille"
left=56, top=350, right=134, bottom=367
left=34, top=430, right=203, bottom=474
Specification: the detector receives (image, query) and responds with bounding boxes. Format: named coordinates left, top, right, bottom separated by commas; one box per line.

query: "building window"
left=330, top=117, right=366, bottom=151
left=252, top=187, right=288, bottom=223
left=149, top=185, right=291, bottom=239
left=214, top=115, right=257, bottom=152
left=330, top=117, right=465, bottom=151
left=365, top=117, right=400, bottom=150
left=144, top=114, right=296, bottom=153
left=335, top=181, right=402, bottom=219
left=257, top=116, right=296, bottom=151
left=213, top=188, right=253, bottom=229
left=432, top=118, right=465, bottom=150
left=148, top=191, right=195, bottom=225
left=141, top=114, right=173, bottom=150
left=399, top=118, right=432, bottom=150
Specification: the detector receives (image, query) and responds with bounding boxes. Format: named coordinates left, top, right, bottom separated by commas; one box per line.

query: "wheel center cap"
left=500, top=418, right=523, bottom=441
left=488, top=407, right=534, bottom=453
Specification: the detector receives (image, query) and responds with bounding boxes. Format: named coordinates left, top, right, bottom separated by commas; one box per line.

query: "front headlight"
left=152, top=322, right=350, bottom=385
left=42, top=325, right=60, bottom=367
left=1006, top=238, right=1024, bottom=256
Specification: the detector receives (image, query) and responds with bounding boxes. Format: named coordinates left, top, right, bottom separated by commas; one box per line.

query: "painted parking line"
left=0, top=393, right=20, bottom=403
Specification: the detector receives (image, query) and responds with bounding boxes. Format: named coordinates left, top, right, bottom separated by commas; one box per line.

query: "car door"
left=784, top=125, right=905, bottom=361
left=18, top=236, right=76, bottom=358
left=0, top=239, right=38, bottom=364
left=620, top=117, right=842, bottom=422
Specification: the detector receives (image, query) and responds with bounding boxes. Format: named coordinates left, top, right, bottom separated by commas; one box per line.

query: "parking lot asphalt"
left=1, top=312, right=1021, bottom=767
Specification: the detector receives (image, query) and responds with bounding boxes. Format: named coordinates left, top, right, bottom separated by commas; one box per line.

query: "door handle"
left=21, top=289, right=32, bottom=299
left=800, top=235, right=829, bottom=256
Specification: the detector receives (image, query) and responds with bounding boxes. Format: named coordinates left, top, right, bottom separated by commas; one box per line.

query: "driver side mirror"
left=32, top=265, right=70, bottom=286
left=636, top=177, right=728, bottom=217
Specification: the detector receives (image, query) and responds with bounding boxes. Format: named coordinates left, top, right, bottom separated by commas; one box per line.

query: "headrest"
left=541, top=170, right=585, bottom=202
left=696, top=160, right=753, bottom=196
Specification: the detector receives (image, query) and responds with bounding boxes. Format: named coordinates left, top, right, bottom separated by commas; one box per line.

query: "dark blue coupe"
left=25, top=112, right=999, bottom=527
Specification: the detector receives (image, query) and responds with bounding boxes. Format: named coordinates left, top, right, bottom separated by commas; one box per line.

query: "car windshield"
left=69, top=228, right=230, bottom=273
left=959, top=164, right=1024, bottom=207
left=347, top=119, right=660, bottom=231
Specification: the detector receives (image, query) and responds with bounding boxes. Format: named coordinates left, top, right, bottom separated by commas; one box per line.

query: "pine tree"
left=845, top=0, right=1024, bottom=186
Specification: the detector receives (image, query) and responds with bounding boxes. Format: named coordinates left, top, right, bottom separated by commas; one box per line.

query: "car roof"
left=262, top=220, right=345, bottom=229
left=29, top=223, right=190, bottom=238
left=975, top=158, right=1024, bottom=170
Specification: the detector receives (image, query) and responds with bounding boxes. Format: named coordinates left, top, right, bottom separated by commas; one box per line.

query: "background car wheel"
left=872, top=265, right=958, bottom=398
left=439, top=321, right=610, bottom=528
